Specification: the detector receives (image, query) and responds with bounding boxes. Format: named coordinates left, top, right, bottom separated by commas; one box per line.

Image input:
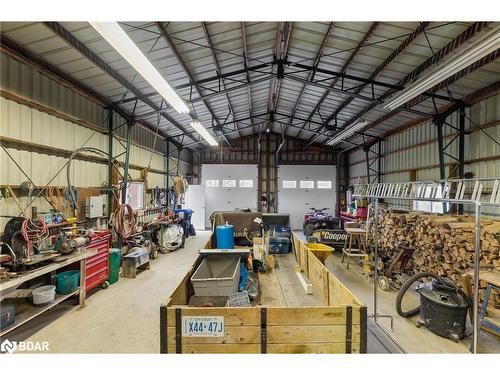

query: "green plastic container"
left=55, top=271, right=80, bottom=294
left=109, top=248, right=121, bottom=284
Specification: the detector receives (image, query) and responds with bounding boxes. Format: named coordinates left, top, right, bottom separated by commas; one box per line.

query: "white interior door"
left=278, top=165, right=337, bottom=230
left=184, top=185, right=205, bottom=230
left=202, top=164, right=258, bottom=228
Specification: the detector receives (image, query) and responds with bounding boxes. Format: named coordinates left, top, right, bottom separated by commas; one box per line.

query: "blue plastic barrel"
left=216, top=223, right=234, bottom=249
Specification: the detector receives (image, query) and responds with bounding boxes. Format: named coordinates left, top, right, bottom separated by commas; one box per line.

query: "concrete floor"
left=6, top=230, right=498, bottom=354
left=7, top=231, right=211, bottom=353
left=322, top=249, right=500, bottom=353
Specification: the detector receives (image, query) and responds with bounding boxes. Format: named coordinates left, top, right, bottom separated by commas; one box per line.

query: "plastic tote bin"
left=191, top=255, right=241, bottom=296
left=273, top=226, right=292, bottom=238
left=269, top=237, right=291, bottom=254
left=55, top=271, right=80, bottom=295
left=109, top=248, right=121, bottom=284
left=32, top=285, right=56, bottom=306
left=0, top=305, right=15, bottom=329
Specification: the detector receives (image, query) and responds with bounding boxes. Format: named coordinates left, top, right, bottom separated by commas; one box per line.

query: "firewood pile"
left=367, top=207, right=500, bottom=308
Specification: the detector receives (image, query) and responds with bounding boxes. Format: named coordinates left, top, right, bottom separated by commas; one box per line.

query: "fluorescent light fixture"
left=190, top=120, right=218, bottom=146
left=384, top=27, right=500, bottom=111
left=90, top=22, right=190, bottom=114
left=326, top=119, right=368, bottom=146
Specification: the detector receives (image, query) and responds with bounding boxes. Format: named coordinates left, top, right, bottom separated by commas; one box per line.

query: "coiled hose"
left=21, top=217, right=48, bottom=257
left=113, top=203, right=135, bottom=239
left=396, top=272, right=441, bottom=318
left=395, top=271, right=452, bottom=318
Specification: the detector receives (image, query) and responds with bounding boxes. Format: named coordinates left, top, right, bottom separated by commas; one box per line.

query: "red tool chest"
left=84, top=230, right=111, bottom=292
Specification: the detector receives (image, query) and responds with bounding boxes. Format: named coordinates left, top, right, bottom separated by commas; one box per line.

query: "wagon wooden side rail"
left=160, top=233, right=367, bottom=354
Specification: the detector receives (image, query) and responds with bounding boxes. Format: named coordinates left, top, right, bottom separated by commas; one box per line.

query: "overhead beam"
left=325, top=22, right=431, bottom=124
left=285, top=22, right=334, bottom=136
left=266, top=22, right=293, bottom=134
left=44, top=22, right=197, bottom=145
left=338, top=21, right=491, bottom=139
left=113, top=63, right=271, bottom=105
left=201, top=22, right=242, bottom=138
left=350, top=48, right=499, bottom=150
left=155, top=22, right=231, bottom=146
left=0, top=33, right=185, bottom=150
left=241, top=22, right=256, bottom=128
left=295, top=22, right=379, bottom=138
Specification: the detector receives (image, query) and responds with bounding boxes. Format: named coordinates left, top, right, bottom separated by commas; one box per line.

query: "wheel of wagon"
left=101, top=281, right=110, bottom=289
left=378, top=276, right=390, bottom=291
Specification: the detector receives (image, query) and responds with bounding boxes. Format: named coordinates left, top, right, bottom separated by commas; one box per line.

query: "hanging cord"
left=113, top=203, right=135, bottom=239
left=48, top=186, right=66, bottom=212
left=21, top=217, right=48, bottom=258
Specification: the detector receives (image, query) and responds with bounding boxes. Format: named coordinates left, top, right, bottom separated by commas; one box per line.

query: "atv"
left=302, top=208, right=335, bottom=236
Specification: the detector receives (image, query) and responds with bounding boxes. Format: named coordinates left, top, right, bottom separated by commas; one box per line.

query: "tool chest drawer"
left=84, top=231, right=111, bottom=292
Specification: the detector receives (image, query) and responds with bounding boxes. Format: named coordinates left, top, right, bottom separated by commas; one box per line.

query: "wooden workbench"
left=0, top=248, right=96, bottom=336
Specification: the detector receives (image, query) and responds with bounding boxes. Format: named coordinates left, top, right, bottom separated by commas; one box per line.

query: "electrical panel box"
left=85, top=196, right=103, bottom=219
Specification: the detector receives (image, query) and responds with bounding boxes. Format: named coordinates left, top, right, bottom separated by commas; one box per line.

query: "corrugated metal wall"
left=348, top=92, right=500, bottom=216
left=0, top=51, right=189, bottom=229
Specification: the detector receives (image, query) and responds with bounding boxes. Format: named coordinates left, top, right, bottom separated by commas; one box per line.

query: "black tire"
left=395, top=271, right=439, bottom=318
left=303, top=222, right=315, bottom=236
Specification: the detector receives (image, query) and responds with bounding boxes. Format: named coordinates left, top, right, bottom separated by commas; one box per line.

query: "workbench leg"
left=79, top=258, right=87, bottom=309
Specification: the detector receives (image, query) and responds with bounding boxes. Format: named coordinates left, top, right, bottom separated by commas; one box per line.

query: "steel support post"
left=166, top=140, right=170, bottom=193
left=436, top=120, right=446, bottom=180
left=121, top=121, right=133, bottom=204
left=472, top=202, right=481, bottom=354
left=373, top=198, right=379, bottom=322
left=458, top=107, right=466, bottom=214
left=436, top=120, right=447, bottom=213
left=377, top=140, right=382, bottom=183
left=107, top=109, right=114, bottom=216
left=364, top=147, right=371, bottom=184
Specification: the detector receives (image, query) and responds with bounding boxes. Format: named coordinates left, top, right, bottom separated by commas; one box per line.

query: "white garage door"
left=278, top=165, right=337, bottom=230
left=202, top=164, right=258, bottom=228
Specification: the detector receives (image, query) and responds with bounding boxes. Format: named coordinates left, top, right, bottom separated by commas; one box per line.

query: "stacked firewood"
left=367, top=208, right=500, bottom=307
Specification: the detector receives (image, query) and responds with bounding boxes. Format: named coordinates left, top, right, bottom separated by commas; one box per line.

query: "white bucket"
left=32, top=285, right=56, bottom=306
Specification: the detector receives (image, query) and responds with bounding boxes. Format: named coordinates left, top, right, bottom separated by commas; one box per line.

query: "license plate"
left=182, top=316, right=224, bottom=337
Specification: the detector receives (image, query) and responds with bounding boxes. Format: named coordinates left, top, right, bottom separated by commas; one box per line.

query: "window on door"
left=222, top=179, right=237, bottom=188
left=282, top=180, right=297, bottom=189
left=239, top=180, right=254, bottom=188
left=300, top=180, right=314, bottom=189
left=205, top=179, right=219, bottom=187
left=317, top=180, right=332, bottom=189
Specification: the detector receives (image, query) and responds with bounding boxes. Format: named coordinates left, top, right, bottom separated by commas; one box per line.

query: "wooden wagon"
left=160, top=233, right=367, bottom=354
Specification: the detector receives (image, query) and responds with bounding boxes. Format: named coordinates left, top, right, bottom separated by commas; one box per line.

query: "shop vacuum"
left=396, top=271, right=470, bottom=342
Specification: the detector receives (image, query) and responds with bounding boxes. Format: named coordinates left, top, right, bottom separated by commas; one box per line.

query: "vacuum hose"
left=395, top=271, right=450, bottom=318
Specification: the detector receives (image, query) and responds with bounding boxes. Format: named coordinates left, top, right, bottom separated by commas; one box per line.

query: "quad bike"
left=302, top=208, right=335, bottom=236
